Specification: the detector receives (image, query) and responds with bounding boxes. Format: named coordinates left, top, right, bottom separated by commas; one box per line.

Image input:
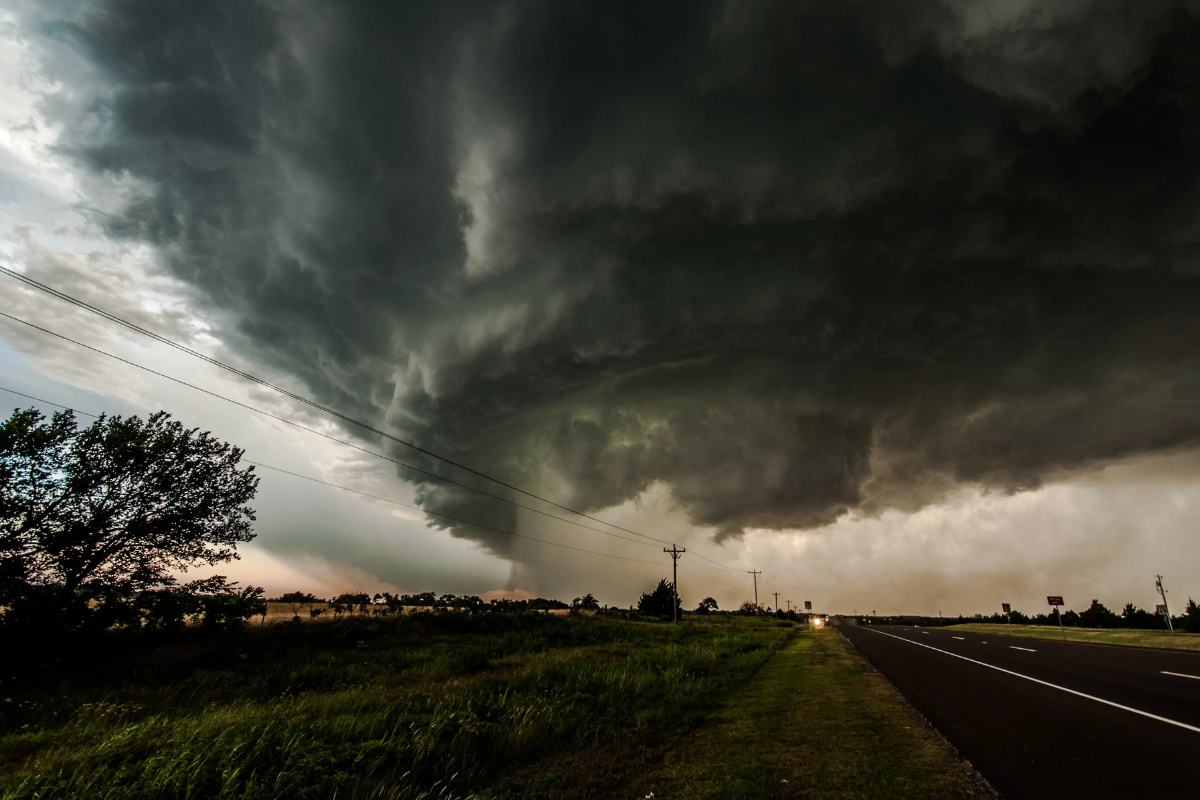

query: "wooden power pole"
left=1157, top=575, right=1174, bottom=635
left=772, top=591, right=780, bottom=613
left=748, top=570, right=762, bottom=618
left=664, top=545, right=686, bottom=624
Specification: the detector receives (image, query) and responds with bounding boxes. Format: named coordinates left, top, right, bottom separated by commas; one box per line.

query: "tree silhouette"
left=572, top=593, right=600, bottom=610
left=2, top=408, right=258, bottom=631
left=696, top=597, right=718, bottom=615
left=637, top=579, right=680, bottom=619
left=1079, top=599, right=1120, bottom=628
left=279, top=591, right=320, bottom=620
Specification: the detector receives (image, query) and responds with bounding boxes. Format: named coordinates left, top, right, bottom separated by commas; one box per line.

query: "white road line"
left=952, top=636, right=965, bottom=640
left=863, top=628, right=1200, bottom=735
left=1163, top=671, right=1200, bottom=681
left=921, top=631, right=929, bottom=634
left=1010, top=646, right=1037, bottom=652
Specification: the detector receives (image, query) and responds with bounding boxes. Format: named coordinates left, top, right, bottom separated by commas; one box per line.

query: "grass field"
left=0, top=615, right=988, bottom=799
left=944, top=623, right=1200, bottom=652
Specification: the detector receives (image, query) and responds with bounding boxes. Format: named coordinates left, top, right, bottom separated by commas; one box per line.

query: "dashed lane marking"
left=1010, top=646, right=1037, bottom=652
left=862, top=628, right=1200, bottom=734
left=1163, top=671, right=1200, bottom=681
left=953, top=636, right=965, bottom=640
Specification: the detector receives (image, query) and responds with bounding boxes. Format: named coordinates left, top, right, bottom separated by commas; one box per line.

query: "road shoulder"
left=629, top=626, right=993, bottom=799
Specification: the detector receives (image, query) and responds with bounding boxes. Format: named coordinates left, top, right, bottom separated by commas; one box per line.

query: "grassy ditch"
left=944, top=623, right=1200, bottom=652
left=1, top=617, right=989, bottom=799
left=480, top=626, right=990, bottom=799
left=0, top=613, right=788, bottom=800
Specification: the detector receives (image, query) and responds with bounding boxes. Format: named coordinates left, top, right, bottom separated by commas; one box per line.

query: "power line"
left=0, top=382, right=1159, bottom=602
left=242, top=460, right=663, bottom=566
left=0, top=386, right=99, bottom=417
left=0, top=265, right=693, bottom=552
left=0, top=313, right=674, bottom=553
left=0, top=382, right=663, bottom=567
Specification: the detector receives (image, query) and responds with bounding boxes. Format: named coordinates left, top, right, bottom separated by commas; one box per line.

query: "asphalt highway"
left=838, top=624, right=1200, bottom=799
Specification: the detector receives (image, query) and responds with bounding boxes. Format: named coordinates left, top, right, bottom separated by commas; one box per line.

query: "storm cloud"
left=31, top=0, right=1200, bottom=551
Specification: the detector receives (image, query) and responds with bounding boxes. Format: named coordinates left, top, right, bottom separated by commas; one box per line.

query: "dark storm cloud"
left=43, top=0, right=1200, bottom=545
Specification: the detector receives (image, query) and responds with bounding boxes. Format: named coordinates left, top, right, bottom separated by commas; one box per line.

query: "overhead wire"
left=0, top=384, right=662, bottom=567
left=0, top=265, right=703, bottom=554
left=0, top=386, right=98, bottom=418
left=0, top=312, right=677, bottom=553
left=240, top=460, right=664, bottom=566
left=0, top=380, right=1149, bottom=602
left=2, top=281, right=1143, bottom=601
left=0, top=377, right=1143, bottom=600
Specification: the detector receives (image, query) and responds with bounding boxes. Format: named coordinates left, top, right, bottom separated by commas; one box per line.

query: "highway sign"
left=1157, top=604, right=1169, bottom=615
left=1047, top=596, right=1064, bottom=606
left=1002, top=603, right=1011, bottom=613
left=804, top=600, right=812, bottom=610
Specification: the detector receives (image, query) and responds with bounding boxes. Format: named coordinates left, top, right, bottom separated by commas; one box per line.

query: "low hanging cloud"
left=17, top=0, right=1200, bottom=556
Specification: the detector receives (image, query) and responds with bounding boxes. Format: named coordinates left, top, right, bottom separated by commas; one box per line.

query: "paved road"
left=839, top=624, right=1200, bottom=799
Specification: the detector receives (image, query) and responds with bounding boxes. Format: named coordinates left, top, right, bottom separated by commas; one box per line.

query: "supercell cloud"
left=15, top=0, right=1200, bottom=563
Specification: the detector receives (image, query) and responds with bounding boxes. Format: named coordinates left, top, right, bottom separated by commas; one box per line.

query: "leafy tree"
left=1, top=408, right=258, bottom=632
left=374, top=592, right=404, bottom=614
left=331, top=592, right=372, bottom=616
left=188, top=576, right=266, bottom=628
left=572, top=593, right=600, bottom=611
left=1120, top=602, right=1158, bottom=629
left=402, top=591, right=438, bottom=607
left=637, top=579, right=680, bottom=619
left=527, top=597, right=568, bottom=610
left=1078, top=599, right=1120, bottom=628
left=437, top=592, right=482, bottom=611
left=279, top=591, right=321, bottom=620
left=696, top=597, right=718, bottom=615
left=1183, top=598, right=1200, bottom=634
left=738, top=601, right=760, bottom=616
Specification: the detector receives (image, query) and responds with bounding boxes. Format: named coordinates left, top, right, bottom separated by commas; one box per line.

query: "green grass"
left=0, top=616, right=987, bottom=799
left=944, top=623, right=1200, bottom=651
left=0, top=613, right=788, bottom=799
left=480, top=626, right=989, bottom=799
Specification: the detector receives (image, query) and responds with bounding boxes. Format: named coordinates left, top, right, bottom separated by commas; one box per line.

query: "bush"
left=637, top=579, right=681, bottom=619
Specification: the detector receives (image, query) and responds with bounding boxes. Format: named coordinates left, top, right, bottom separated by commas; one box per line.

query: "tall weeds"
left=0, top=615, right=787, bottom=799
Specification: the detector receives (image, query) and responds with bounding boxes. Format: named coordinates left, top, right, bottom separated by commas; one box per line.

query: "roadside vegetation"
left=508, top=625, right=990, bottom=800
left=2, top=408, right=263, bottom=638
left=942, top=623, right=1200, bottom=652
left=855, top=596, right=1200, bottom=636
left=0, top=612, right=774, bottom=799
left=2, top=407, right=991, bottom=798
left=0, top=614, right=988, bottom=800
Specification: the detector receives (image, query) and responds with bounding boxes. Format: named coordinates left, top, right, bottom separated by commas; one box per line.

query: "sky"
left=2, top=0, right=1200, bottom=616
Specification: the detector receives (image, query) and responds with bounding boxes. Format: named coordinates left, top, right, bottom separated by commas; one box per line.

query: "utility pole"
left=786, top=600, right=792, bottom=614
left=1156, top=575, right=1174, bottom=635
left=772, top=591, right=780, bottom=613
left=663, top=545, right=686, bottom=624
left=748, top=570, right=762, bottom=618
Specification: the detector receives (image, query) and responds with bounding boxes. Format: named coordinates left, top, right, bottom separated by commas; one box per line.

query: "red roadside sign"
left=1047, top=596, right=1064, bottom=606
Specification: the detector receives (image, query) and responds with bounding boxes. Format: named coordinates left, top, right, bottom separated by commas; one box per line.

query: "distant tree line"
left=857, top=598, right=1200, bottom=633
left=1, top=408, right=264, bottom=637
left=267, top=590, right=574, bottom=622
